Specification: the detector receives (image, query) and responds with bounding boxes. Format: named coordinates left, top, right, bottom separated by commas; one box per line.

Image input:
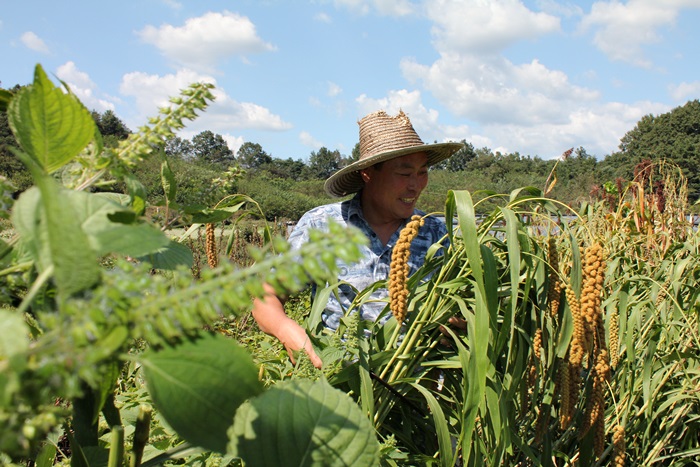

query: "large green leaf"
left=228, top=379, right=380, bottom=467
left=138, top=240, right=193, bottom=269
left=13, top=187, right=170, bottom=259
left=160, top=157, right=177, bottom=206
left=139, top=333, right=264, bottom=454
left=0, top=310, right=30, bottom=406
left=10, top=157, right=100, bottom=296
left=8, top=64, right=95, bottom=173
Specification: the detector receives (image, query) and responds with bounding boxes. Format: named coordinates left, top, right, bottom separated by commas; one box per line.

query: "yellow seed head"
left=205, top=223, right=218, bottom=268
left=566, top=284, right=585, bottom=367
left=533, top=328, right=543, bottom=361
left=557, top=359, right=573, bottom=430
left=389, top=215, right=423, bottom=324
left=580, top=242, right=606, bottom=353
left=612, top=425, right=626, bottom=467
left=609, top=311, right=620, bottom=369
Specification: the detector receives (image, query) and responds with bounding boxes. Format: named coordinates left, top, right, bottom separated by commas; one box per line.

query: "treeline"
left=2, top=82, right=699, bottom=220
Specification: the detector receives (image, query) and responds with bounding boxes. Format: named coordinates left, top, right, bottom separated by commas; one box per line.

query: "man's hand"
left=252, top=283, right=323, bottom=369
left=275, top=317, right=323, bottom=369
left=439, top=315, right=467, bottom=347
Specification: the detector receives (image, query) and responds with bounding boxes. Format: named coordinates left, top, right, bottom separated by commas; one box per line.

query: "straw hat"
left=324, top=110, right=463, bottom=197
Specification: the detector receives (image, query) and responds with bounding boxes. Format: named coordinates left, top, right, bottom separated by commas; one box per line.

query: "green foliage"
left=4, top=62, right=699, bottom=466
left=192, top=130, right=235, bottom=167
left=300, top=182, right=700, bottom=465
left=92, top=109, right=131, bottom=141
left=140, top=334, right=264, bottom=454
left=601, top=99, right=700, bottom=199
left=127, top=153, right=226, bottom=208
left=431, top=140, right=473, bottom=172
left=307, top=147, right=341, bottom=179
left=236, top=141, right=271, bottom=169
left=8, top=66, right=95, bottom=174
left=228, top=379, right=381, bottom=466
left=238, top=173, right=332, bottom=221
left=0, top=64, right=379, bottom=466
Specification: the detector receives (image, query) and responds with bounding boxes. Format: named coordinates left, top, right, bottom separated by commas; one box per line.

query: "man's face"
left=362, top=151, right=429, bottom=222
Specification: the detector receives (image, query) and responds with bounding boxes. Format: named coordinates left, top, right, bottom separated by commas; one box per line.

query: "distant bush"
left=238, top=174, right=331, bottom=221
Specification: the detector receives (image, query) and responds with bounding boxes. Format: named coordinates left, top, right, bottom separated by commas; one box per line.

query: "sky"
left=3, top=0, right=700, bottom=163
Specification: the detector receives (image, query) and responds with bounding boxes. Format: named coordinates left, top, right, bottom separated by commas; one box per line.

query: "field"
left=1, top=65, right=699, bottom=466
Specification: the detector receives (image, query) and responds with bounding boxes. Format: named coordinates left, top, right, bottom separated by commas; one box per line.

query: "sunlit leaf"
left=138, top=240, right=193, bottom=269
left=228, top=379, right=380, bottom=466
left=7, top=64, right=95, bottom=173
left=11, top=159, right=99, bottom=296
left=140, top=333, right=264, bottom=454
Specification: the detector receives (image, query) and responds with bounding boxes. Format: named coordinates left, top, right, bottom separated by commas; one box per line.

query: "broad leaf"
left=189, top=209, right=240, bottom=224
left=8, top=64, right=95, bottom=173
left=139, top=240, right=193, bottom=269
left=228, top=379, right=380, bottom=467
left=11, top=156, right=99, bottom=296
left=13, top=187, right=170, bottom=259
left=140, top=333, right=264, bottom=454
left=0, top=310, right=30, bottom=406
left=160, top=157, right=177, bottom=205
left=124, top=174, right=147, bottom=216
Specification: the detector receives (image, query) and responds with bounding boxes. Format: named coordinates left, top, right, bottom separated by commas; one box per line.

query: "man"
left=252, top=110, right=463, bottom=368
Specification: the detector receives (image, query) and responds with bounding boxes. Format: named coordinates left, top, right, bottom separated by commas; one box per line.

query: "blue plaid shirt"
left=288, top=193, right=447, bottom=331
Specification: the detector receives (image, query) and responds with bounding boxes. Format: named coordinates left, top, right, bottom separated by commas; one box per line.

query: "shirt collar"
left=346, top=191, right=365, bottom=223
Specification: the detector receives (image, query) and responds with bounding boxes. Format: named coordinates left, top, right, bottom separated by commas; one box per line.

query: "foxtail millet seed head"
left=205, top=223, right=218, bottom=268
left=389, top=215, right=424, bottom=324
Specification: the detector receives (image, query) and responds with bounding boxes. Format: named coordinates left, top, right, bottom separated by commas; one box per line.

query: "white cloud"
left=402, top=48, right=668, bottom=156
left=314, top=12, right=332, bottom=23
left=425, top=0, right=560, bottom=54
left=382, top=0, right=658, bottom=158
left=356, top=89, right=453, bottom=143
left=120, top=68, right=215, bottom=115
left=483, top=100, right=670, bottom=157
left=55, top=61, right=116, bottom=112
left=334, top=0, right=416, bottom=16
left=160, top=0, right=182, bottom=9
left=300, top=131, right=323, bottom=149
left=119, top=69, right=291, bottom=142
left=137, top=11, right=276, bottom=72
left=669, top=81, right=700, bottom=102
left=535, top=0, right=584, bottom=18
left=373, top=0, right=416, bottom=16
left=221, top=133, right=246, bottom=155
left=20, top=31, right=49, bottom=54
left=327, top=81, right=342, bottom=97
left=401, top=53, right=598, bottom=126
left=579, top=0, right=700, bottom=68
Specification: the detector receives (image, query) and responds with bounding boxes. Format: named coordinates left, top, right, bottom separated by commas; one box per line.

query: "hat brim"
left=324, top=141, right=464, bottom=197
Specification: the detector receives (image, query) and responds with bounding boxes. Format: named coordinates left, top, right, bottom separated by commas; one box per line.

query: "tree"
left=432, top=140, right=473, bottom=172
left=347, top=143, right=360, bottom=165
left=192, top=130, right=235, bottom=167
left=308, top=147, right=341, bottom=179
left=601, top=100, right=700, bottom=199
left=94, top=109, right=130, bottom=139
left=260, top=157, right=306, bottom=180
left=165, top=135, right=194, bottom=160
left=0, top=85, right=31, bottom=191
left=91, top=109, right=131, bottom=148
left=237, top=142, right=272, bottom=169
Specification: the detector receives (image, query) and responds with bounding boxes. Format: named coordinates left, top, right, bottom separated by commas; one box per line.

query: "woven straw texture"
left=324, top=110, right=463, bottom=197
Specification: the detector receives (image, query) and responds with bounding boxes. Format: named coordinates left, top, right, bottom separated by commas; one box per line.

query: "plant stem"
left=108, top=426, right=125, bottom=467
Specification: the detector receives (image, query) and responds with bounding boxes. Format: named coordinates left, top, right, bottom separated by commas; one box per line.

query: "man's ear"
left=360, top=169, right=370, bottom=182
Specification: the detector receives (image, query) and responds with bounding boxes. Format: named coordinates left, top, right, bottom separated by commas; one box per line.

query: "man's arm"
left=252, top=283, right=323, bottom=368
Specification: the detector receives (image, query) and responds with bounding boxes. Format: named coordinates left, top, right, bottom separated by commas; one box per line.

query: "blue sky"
left=3, top=0, right=700, bottom=162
